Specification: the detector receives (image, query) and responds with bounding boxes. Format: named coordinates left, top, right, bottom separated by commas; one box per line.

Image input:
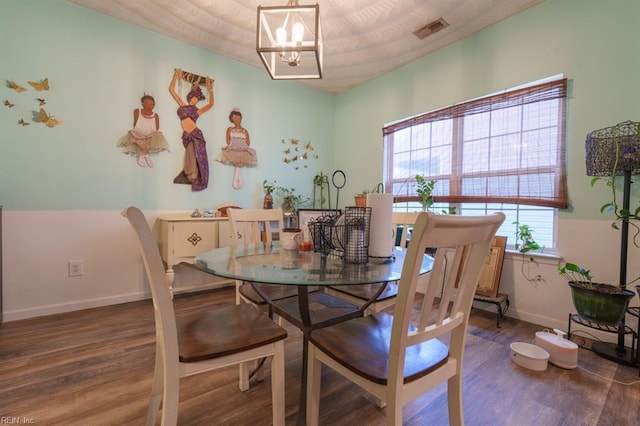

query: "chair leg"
left=160, top=361, right=180, bottom=426
left=253, top=358, right=265, bottom=383
left=146, top=346, right=163, bottom=426
left=235, top=280, right=242, bottom=305
left=306, top=344, right=322, bottom=426
left=385, top=394, right=403, bottom=426
left=447, top=374, right=464, bottom=426
left=239, top=362, right=250, bottom=391
left=271, top=341, right=286, bottom=426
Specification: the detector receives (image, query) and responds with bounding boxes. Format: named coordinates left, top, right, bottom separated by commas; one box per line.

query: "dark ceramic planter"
left=569, top=281, right=635, bottom=324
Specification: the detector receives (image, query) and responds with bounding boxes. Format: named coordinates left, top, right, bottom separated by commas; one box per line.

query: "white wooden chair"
left=306, top=212, right=505, bottom=426
left=227, top=208, right=302, bottom=312
left=123, top=206, right=287, bottom=426
left=326, top=212, right=422, bottom=314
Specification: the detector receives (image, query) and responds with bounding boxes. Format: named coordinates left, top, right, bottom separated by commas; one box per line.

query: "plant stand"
left=626, top=307, right=640, bottom=373
left=567, top=313, right=638, bottom=367
left=473, top=293, right=510, bottom=328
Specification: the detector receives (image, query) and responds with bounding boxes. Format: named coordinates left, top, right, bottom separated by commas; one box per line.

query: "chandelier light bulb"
left=276, top=27, right=287, bottom=46
left=292, top=22, right=304, bottom=43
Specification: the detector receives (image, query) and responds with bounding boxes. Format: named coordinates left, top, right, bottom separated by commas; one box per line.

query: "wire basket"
left=308, top=207, right=371, bottom=263
left=308, top=214, right=336, bottom=254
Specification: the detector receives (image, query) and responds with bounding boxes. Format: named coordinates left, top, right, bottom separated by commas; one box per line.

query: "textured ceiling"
left=68, top=0, right=545, bottom=94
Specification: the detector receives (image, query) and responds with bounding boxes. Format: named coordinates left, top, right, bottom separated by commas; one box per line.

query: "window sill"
left=505, top=249, right=560, bottom=265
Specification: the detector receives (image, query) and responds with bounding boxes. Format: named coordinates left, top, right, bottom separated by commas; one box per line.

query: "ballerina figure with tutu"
left=216, top=107, right=257, bottom=189
left=117, top=92, right=170, bottom=167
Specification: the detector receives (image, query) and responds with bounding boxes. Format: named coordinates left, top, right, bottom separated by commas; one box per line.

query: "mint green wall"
left=334, top=0, right=640, bottom=220
left=0, top=0, right=335, bottom=210
left=3, top=0, right=639, bottom=217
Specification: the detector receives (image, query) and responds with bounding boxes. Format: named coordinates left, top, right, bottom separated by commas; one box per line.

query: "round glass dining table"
left=194, top=242, right=433, bottom=288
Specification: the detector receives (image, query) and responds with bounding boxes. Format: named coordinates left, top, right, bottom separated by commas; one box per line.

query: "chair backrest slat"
left=228, top=208, right=284, bottom=245
left=391, top=212, right=420, bottom=248
left=389, top=212, right=505, bottom=391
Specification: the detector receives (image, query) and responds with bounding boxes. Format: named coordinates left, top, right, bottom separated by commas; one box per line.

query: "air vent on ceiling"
left=413, top=17, right=449, bottom=40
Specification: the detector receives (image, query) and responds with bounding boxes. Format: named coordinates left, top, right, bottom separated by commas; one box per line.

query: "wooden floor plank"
left=1, top=287, right=638, bottom=425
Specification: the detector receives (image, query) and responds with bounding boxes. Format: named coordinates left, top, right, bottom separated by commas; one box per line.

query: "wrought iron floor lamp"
left=585, top=121, right=640, bottom=365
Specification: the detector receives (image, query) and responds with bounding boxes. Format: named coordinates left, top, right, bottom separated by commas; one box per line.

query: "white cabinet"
left=157, top=214, right=232, bottom=293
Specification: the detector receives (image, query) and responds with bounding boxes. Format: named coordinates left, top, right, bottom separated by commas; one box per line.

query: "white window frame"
left=383, top=76, right=567, bottom=251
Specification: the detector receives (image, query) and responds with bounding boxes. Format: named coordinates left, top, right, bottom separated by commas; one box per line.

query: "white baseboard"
left=2, top=291, right=150, bottom=322
left=473, top=303, right=636, bottom=346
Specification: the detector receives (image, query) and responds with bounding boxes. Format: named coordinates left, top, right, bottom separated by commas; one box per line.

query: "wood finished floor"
left=1, top=286, right=639, bottom=426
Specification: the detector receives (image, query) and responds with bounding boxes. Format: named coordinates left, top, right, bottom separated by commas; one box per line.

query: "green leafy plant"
left=557, top=262, right=593, bottom=286
left=313, top=173, right=329, bottom=187
left=262, top=179, right=276, bottom=194
left=590, top=177, right=640, bottom=246
left=262, top=180, right=307, bottom=208
left=441, top=206, right=457, bottom=215
left=277, top=187, right=305, bottom=208
left=513, top=221, right=544, bottom=283
left=415, top=174, right=437, bottom=212
left=312, top=172, right=330, bottom=208
left=513, top=221, right=544, bottom=254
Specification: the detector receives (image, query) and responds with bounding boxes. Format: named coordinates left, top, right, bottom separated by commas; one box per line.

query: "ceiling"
left=68, top=0, right=545, bottom=94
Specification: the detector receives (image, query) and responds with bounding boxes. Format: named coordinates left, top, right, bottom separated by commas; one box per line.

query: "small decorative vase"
left=263, top=190, right=273, bottom=209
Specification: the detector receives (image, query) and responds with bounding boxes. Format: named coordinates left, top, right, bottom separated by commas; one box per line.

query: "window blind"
left=383, top=78, right=568, bottom=209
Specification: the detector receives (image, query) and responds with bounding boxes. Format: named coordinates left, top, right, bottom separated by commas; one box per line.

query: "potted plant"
left=262, top=180, right=308, bottom=226
left=354, top=188, right=374, bottom=207
left=415, top=174, right=436, bottom=212
left=558, top=262, right=635, bottom=324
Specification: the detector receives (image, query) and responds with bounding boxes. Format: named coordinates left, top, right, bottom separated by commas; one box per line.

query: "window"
left=383, top=77, right=568, bottom=250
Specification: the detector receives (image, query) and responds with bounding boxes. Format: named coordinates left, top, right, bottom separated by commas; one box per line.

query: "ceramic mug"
left=280, top=228, right=302, bottom=250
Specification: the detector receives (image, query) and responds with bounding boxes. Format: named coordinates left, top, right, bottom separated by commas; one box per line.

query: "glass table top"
left=194, top=242, right=433, bottom=286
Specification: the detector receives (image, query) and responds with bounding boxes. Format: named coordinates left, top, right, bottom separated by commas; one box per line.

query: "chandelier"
left=256, top=1, right=323, bottom=80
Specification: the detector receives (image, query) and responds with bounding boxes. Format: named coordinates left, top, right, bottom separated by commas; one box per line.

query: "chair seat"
left=328, top=282, right=398, bottom=302
left=309, top=312, right=449, bottom=385
left=239, top=281, right=313, bottom=304
left=177, top=303, right=287, bottom=362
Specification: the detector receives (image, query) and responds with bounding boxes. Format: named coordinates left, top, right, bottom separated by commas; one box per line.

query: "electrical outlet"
left=68, top=260, right=83, bottom=277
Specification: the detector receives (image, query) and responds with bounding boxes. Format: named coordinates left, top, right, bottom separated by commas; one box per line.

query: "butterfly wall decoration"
left=6, top=80, right=27, bottom=93
left=3, top=78, right=59, bottom=129
left=34, top=108, right=63, bottom=128
left=28, top=78, right=49, bottom=92
left=282, top=138, right=317, bottom=168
